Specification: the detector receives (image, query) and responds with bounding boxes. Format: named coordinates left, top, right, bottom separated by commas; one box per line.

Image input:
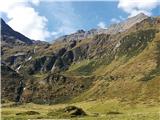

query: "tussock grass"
left=2, top=100, right=160, bottom=120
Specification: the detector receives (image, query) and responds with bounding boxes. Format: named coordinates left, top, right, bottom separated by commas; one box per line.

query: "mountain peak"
left=129, top=12, right=149, bottom=20
left=76, top=29, right=85, bottom=33
left=136, top=12, right=148, bottom=17
left=1, top=18, right=5, bottom=24
left=106, top=13, right=149, bottom=34
left=1, top=18, right=33, bottom=45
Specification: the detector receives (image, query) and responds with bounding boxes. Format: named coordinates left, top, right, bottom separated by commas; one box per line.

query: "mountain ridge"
left=1, top=18, right=49, bottom=46
left=54, top=13, right=149, bottom=43
left=1, top=13, right=160, bottom=104
left=1, top=18, right=33, bottom=45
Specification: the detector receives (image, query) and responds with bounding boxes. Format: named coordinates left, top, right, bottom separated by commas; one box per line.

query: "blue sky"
left=37, top=2, right=122, bottom=27
left=36, top=2, right=125, bottom=33
left=0, top=0, right=160, bottom=42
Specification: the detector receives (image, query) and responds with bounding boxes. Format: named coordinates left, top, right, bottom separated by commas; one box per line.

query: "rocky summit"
left=1, top=13, right=160, bottom=105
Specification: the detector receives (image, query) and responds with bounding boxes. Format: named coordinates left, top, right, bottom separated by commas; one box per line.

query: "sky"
left=0, top=0, right=160, bottom=42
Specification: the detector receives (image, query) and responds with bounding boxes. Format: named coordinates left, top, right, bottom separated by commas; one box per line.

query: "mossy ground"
left=1, top=99, right=160, bottom=120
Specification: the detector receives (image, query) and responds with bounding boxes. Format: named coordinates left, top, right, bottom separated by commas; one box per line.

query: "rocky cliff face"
left=1, top=63, right=25, bottom=102
left=1, top=13, right=160, bottom=104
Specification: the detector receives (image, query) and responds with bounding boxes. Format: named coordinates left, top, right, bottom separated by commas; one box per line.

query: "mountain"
left=106, top=13, right=149, bottom=34
left=54, top=28, right=101, bottom=43
left=1, top=18, right=50, bottom=46
left=55, top=13, right=149, bottom=42
left=1, top=13, right=160, bottom=104
left=1, top=63, right=24, bottom=102
left=1, top=18, right=33, bottom=45
left=1, top=18, right=50, bottom=71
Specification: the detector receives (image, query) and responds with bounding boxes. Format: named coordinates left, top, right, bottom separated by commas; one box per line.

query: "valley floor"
left=1, top=99, right=160, bottom=120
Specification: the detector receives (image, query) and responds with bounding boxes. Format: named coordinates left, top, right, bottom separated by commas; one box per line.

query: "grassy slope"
left=2, top=19, right=160, bottom=120
left=70, top=32, right=160, bottom=103
left=2, top=100, right=160, bottom=120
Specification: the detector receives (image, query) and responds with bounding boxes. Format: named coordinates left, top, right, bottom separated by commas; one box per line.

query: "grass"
left=32, top=72, right=49, bottom=79
left=1, top=99, right=160, bottom=120
left=67, top=59, right=96, bottom=76
left=2, top=15, right=160, bottom=120
left=117, top=29, right=157, bottom=57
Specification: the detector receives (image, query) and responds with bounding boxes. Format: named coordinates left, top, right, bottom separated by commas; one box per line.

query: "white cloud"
left=110, top=15, right=126, bottom=24
left=0, top=0, right=51, bottom=41
left=110, top=18, right=120, bottom=23
left=97, top=21, right=107, bottom=29
left=0, top=1, right=83, bottom=41
left=118, top=0, right=160, bottom=17
left=119, top=15, right=125, bottom=21
left=30, top=0, right=40, bottom=6
left=50, top=2, right=82, bottom=39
